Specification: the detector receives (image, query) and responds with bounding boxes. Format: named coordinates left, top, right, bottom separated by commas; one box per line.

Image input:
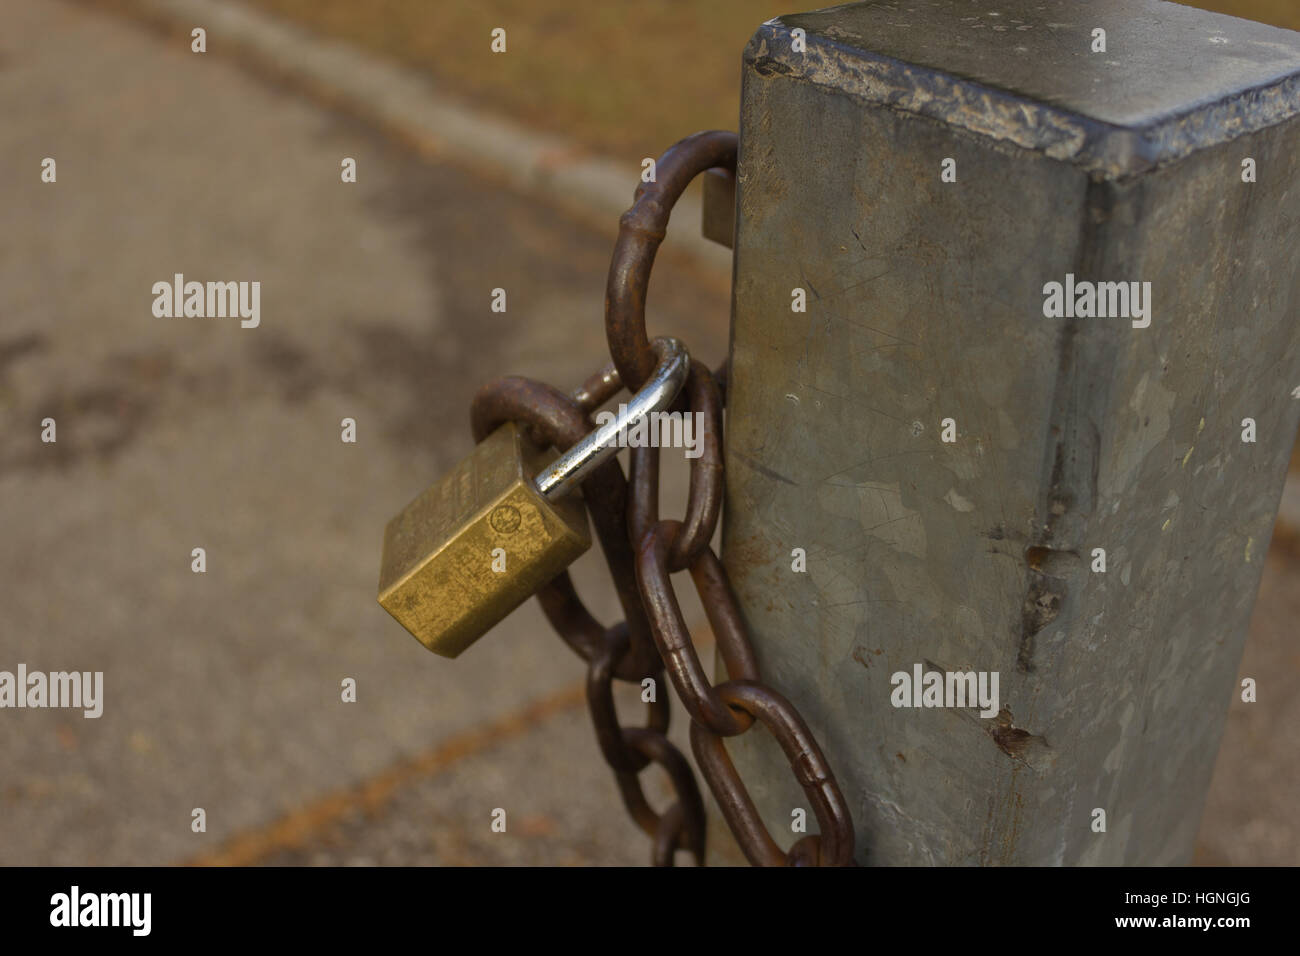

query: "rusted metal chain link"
left=471, top=131, right=856, bottom=866
left=470, top=377, right=705, bottom=863
left=606, top=129, right=739, bottom=393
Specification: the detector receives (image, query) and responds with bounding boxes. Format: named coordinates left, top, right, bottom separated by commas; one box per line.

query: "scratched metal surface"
left=759, top=0, right=1300, bottom=177
left=721, top=0, right=1300, bottom=864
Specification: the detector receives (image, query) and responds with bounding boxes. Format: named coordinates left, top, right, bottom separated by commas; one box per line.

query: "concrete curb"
left=129, top=0, right=732, bottom=273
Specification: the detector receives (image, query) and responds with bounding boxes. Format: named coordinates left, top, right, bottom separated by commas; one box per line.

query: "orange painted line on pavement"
left=186, top=681, right=586, bottom=867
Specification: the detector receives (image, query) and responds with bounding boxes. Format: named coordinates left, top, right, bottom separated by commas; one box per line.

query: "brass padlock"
left=378, top=337, right=689, bottom=658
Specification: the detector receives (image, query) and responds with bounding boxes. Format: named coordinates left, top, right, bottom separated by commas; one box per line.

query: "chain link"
left=471, top=131, right=856, bottom=866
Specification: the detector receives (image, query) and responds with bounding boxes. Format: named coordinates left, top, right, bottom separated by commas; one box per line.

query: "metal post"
left=720, top=0, right=1300, bottom=864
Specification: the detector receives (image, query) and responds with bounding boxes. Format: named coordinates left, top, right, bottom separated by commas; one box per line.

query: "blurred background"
left=0, top=0, right=1296, bottom=866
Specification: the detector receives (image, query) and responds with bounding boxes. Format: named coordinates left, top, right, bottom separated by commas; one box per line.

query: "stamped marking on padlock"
left=489, top=505, right=522, bottom=535
left=378, top=337, right=690, bottom=659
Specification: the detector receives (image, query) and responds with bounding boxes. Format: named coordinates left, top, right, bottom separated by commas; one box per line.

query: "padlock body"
left=378, top=422, right=591, bottom=657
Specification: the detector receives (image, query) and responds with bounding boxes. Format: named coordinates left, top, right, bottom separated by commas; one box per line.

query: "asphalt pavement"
left=0, top=0, right=728, bottom=866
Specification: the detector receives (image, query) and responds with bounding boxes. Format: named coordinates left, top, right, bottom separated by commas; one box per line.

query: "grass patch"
left=244, top=1, right=1299, bottom=160
left=245, top=0, right=792, bottom=160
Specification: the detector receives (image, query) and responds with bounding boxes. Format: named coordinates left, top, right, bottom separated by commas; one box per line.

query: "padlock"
left=378, top=337, right=689, bottom=658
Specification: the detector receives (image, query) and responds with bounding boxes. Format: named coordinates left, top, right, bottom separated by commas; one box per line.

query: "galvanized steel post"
left=719, top=0, right=1300, bottom=864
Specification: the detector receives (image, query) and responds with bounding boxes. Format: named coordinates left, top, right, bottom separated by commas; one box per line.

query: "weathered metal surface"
left=722, top=0, right=1300, bottom=865
left=756, top=0, right=1300, bottom=177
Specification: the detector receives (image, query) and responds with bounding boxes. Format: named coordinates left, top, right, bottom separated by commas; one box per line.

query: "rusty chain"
left=470, top=131, right=855, bottom=866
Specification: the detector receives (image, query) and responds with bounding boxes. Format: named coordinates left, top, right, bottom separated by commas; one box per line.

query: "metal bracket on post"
left=720, top=0, right=1300, bottom=865
left=702, top=167, right=736, bottom=249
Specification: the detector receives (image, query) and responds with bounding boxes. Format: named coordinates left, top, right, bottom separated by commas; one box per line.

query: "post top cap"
left=753, top=0, right=1300, bottom=176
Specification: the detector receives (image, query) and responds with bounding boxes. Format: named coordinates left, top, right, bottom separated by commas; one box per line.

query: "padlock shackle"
left=534, top=337, right=689, bottom=501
